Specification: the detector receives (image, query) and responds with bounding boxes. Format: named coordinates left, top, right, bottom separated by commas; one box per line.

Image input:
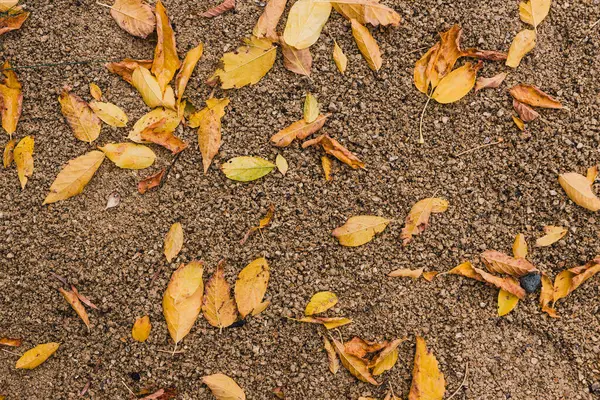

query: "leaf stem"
left=419, top=95, right=432, bottom=144
left=446, top=362, right=469, bottom=400
left=454, top=138, right=504, bottom=157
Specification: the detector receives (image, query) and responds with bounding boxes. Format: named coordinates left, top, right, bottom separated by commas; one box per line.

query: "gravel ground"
left=1, top=0, right=600, bottom=399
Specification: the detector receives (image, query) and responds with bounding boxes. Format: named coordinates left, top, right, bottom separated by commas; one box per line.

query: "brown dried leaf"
left=105, top=58, right=153, bottom=85
left=509, top=84, right=563, bottom=109
left=0, top=9, right=29, bottom=36
left=0, top=337, right=22, bottom=347
left=253, top=0, right=287, bottom=40
left=138, top=388, right=178, bottom=400
left=302, top=134, right=365, bottom=169
left=240, top=204, right=275, bottom=245
left=331, top=337, right=379, bottom=385
left=344, top=337, right=388, bottom=361
left=513, top=99, right=540, bottom=122
left=271, top=114, right=329, bottom=147
left=461, top=48, right=507, bottom=61
left=401, top=198, right=448, bottom=245
left=138, top=168, right=165, bottom=194
left=481, top=250, right=537, bottom=277
left=388, top=267, right=424, bottom=278
left=279, top=37, right=312, bottom=76
left=201, top=0, right=235, bottom=17
left=473, top=267, right=526, bottom=299
left=202, top=261, right=237, bottom=330
left=71, top=284, right=98, bottom=310
left=323, top=335, right=340, bottom=374
left=474, top=72, right=507, bottom=92
left=141, top=119, right=188, bottom=154
left=59, top=287, right=91, bottom=330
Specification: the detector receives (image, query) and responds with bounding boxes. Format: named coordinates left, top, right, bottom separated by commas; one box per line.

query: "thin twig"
left=446, top=362, right=469, bottom=400
left=156, top=348, right=185, bottom=354
left=401, top=45, right=432, bottom=57
left=590, top=18, right=600, bottom=29
left=0, top=60, right=115, bottom=72
left=418, top=95, right=432, bottom=144
left=120, top=378, right=135, bottom=397
left=1, top=348, right=21, bottom=356
left=454, top=138, right=504, bottom=157
left=160, top=151, right=182, bottom=188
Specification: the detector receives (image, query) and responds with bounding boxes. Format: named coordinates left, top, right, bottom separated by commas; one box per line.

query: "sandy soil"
left=1, top=0, right=600, bottom=399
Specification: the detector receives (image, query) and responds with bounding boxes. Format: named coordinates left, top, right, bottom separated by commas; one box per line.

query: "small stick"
left=401, top=45, right=432, bottom=57
left=590, top=18, right=600, bottom=29
left=156, top=348, right=185, bottom=354
left=160, top=152, right=182, bottom=189
left=455, top=138, right=504, bottom=157
left=120, top=378, right=136, bottom=398
left=1, top=348, right=21, bottom=356
left=446, top=362, right=469, bottom=400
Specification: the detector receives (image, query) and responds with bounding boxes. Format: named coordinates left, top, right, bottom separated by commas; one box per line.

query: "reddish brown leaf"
left=480, top=250, right=537, bottom=277
left=271, top=114, right=329, bottom=147
left=141, top=119, right=188, bottom=154
left=473, top=267, right=526, bottom=299
left=302, top=134, right=365, bottom=169
left=71, top=285, right=98, bottom=310
left=139, top=387, right=178, bottom=399
left=0, top=9, right=29, bottom=36
left=138, top=168, right=166, bottom=194
left=474, top=72, right=507, bottom=92
left=279, top=37, right=312, bottom=76
left=201, top=0, right=235, bottom=17
left=344, top=337, right=388, bottom=361
left=513, top=99, right=540, bottom=122
left=0, top=337, right=22, bottom=347
left=509, top=84, right=563, bottom=109
left=461, top=48, right=507, bottom=61
left=105, top=58, right=154, bottom=85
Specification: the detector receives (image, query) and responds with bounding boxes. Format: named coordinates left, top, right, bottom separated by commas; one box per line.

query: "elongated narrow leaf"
left=473, top=267, right=526, bottom=299
left=271, top=114, right=329, bottom=147
left=302, top=134, right=365, bottom=169
left=202, top=262, right=237, bottom=329
left=253, top=0, right=287, bottom=39
left=333, top=40, right=348, bottom=74
left=506, top=29, right=536, bottom=68
left=3, top=139, right=15, bottom=167
left=109, top=0, right=155, bottom=38
left=58, top=88, right=101, bottom=143
left=152, top=0, right=180, bottom=92
left=132, top=67, right=174, bottom=109
left=332, top=216, right=389, bottom=247
left=536, top=226, right=567, bottom=247
left=175, top=44, right=203, bottom=102
left=408, top=337, right=445, bottom=400
left=164, top=222, right=183, bottom=262
left=295, top=316, right=353, bottom=329
left=59, top=287, right=90, bottom=330
left=189, top=97, right=229, bottom=173
left=388, top=267, right=424, bottom=278
left=13, top=135, right=33, bottom=189
left=221, top=156, right=275, bottom=182
left=474, top=72, right=507, bottom=92
left=481, top=250, right=537, bottom=277
left=0, top=60, right=22, bottom=135
left=513, top=233, right=528, bottom=258
left=201, top=0, right=235, bottom=17
left=323, top=335, right=340, bottom=374
left=283, top=0, right=332, bottom=50
left=234, top=257, right=270, bottom=318
left=509, top=84, right=562, bottom=109
left=105, top=58, right=153, bottom=85
left=351, top=19, right=382, bottom=71
left=15, top=343, right=60, bottom=369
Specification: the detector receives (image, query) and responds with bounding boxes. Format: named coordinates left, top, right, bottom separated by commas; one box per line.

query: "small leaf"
left=422, top=271, right=439, bottom=281
left=132, top=315, right=151, bottom=342
left=109, top=0, right=155, bottom=38
left=138, top=168, right=165, bottom=194
left=0, top=337, right=21, bottom=347
left=271, top=114, right=329, bottom=147
left=322, top=335, right=340, bottom=374
left=540, top=274, right=558, bottom=317
left=431, top=62, right=482, bottom=104
left=332, top=216, right=390, bottom=247
left=474, top=72, right=507, bottom=92
left=498, top=289, right=519, bottom=316
left=283, top=0, right=332, bottom=49
left=302, top=134, right=365, bottom=169
left=58, top=87, right=101, bottom=143
left=3, top=139, right=15, bottom=168
left=202, top=373, right=246, bottom=400
left=512, top=115, right=525, bottom=131
left=129, top=107, right=180, bottom=143
left=536, top=226, right=567, bottom=247
left=408, top=337, right=445, bottom=400
left=509, top=84, right=562, bottom=109
left=152, top=0, right=180, bottom=93
left=201, top=0, right=235, bottom=17
left=344, top=337, right=387, bottom=360
left=99, top=143, right=155, bottom=169
left=253, top=0, right=287, bottom=40
left=279, top=37, right=312, bottom=76
left=305, top=291, right=338, bottom=316
left=401, top=198, right=448, bottom=245
left=447, top=261, right=483, bottom=281
left=388, top=267, right=424, bottom=278
left=506, top=29, right=536, bottom=68
left=190, top=97, right=229, bottom=173
left=221, top=156, right=275, bottom=182
left=520, top=0, right=551, bottom=27
left=89, top=101, right=128, bottom=127
left=294, top=316, right=353, bottom=329
left=333, top=40, right=348, bottom=74
left=89, top=83, right=102, bottom=101
left=481, top=250, right=537, bottom=277
left=164, top=222, right=183, bottom=263
left=202, top=261, right=237, bottom=329
left=513, top=99, right=540, bottom=122
left=351, top=19, right=382, bottom=71
left=251, top=300, right=270, bottom=316
left=331, top=337, right=379, bottom=385
left=321, top=155, right=332, bottom=181
left=234, top=257, right=270, bottom=318
left=558, top=169, right=600, bottom=211
left=303, top=93, right=319, bottom=123
left=513, top=233, right=528, bottom=258
left=13, top=135, right=33, bottom=190
left=15, top=343, right=60, bottom=369
left=105, top=191, right=120, bottom=209
left=275, top=154, right=288, bottom=175
left=59, top=287, right=90, bottom=330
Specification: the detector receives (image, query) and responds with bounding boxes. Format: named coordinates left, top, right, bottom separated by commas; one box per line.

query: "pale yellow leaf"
left=15, top=343, right=60, bottom=369
left=283, top=0, right=332, bottom=49
left=506, top=29, right=536, bottom=69
left=388, top=267, right=424, bottom=278
left=202, top=262, right=237, bottom=329
left=89, top=83, right=102, bottom=101
left=58, top=88, right=101, bottom=143
left=275, top=154, right=288, bottom=175
left=333, top=40, right=348, bottom=74
left=474, top=72, right=507, bottom=92
left=323, top=335, right=340, bottom=374
left=89, top=101, right=128, bottom=127
left=408, top=337, right=445, bottom=400
left=536, top=226, right=567, bottom=247
left=331, top=0, right=400, bottom=27
left=431, top=62, right=482, bottom=104
left=0, top=0, right=18, bottom=12
left=234, top=257, right=270, bottom=318
left=498, top=289, right=519, bottom=316
left=251, top=300, right=270, bottom=316
left=13, top=135, right=33, bottom=190
left=59, top=287, right=90, bottom=330
left=253, top=0, right=287, bottom=40
left=351, top=19, right=382, bottom=71
left=558, top=171, right=600, bottom=211
left=221, top=156, right=275, bottom=182
left=331, top=338, right=379, bottom=385
left=110, top=0, right=155, bottom=38
left=132, top=67, right=174, bottom=109
left=303, top=92, right=319, bottom=123
left=99, top=143, right=155, bottom=169
left=369, top=337, right=406, bottom=376
left=305, top=291, right=338, bottom=316
left=131, top=315, right=151, bottom=342
left=401, top=198, right=448, bottom=245
left=202, top=373, right=246, bottom=400
left=519, top=0, right=551, bottom=27
left=152, top=0, right=180, bottom=92
left=333, top=215, right=389, bottom=247
left=175, top=43, right=203, bottom=103
left=164, top=222, right=183, bottom=262
left=512, top=233, right=528, bottom=258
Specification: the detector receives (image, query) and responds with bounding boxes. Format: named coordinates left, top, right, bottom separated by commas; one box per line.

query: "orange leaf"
left=0, top=9, right=29, bottom=36
left=59, top=287, right=91, bottom=330
left=201, top=0, right=235, bottom=17
left=473, top=267, right=526, bottom=299
left=152, top=0, right=180, bottom=93
left=105, top=58, right=153, bottom=85
left=0, top=337, right=22, bottom=347
left=138, top=168, right=165, bottom=194
left=331, top=337, right=379, bottom=385
left=401, top=197, right=448, bottom=245
left=271, top=114, right=329, bottom=147
left=0, top=61, right=23, bottom=135
left=140, top=119, right=188, bottom=154
left=302, top=134, right=365, bottom=169
left=480, top=250, right=537, bottom=277
left=408, top=337, right=445, bottom=400
left=344, top=337, right=387, bottom=361
left=253, top=0, right=287, bottom=40
left=509, top=84, right=563, bottom=109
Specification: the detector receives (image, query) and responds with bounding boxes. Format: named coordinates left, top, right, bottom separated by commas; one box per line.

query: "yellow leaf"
left=519, top=0, right=551, bottom=27
left=536, top=226, right=567, bottom=247
left=209, top=36, right=277, bottom=89
left=408, top=337, right=445, bottom=400
left=89, top=101, right=128, bottom=127
left=427, top=25, right=463, bottom=89
left=553, top=258, right=600, bottom=305
left=413, top=43, right=440, bottom=94
left=388, top=267, right=424, bottom=278
left=506, top=29, right=536, bottom=69
left=295, top=316, right=353, bottom=329
left=3, top=139, right=15, bottom=168
left=552, top=269, right=574, bottom=305
left=99, top=143, right=155, bottom=169
left=332, top=215, right=390, bottom=247
left=13, top=135, right=33, bottom=190
left=558, top=171, right=600, bottom=211
left=481, top=250, right=537, bottom=277
left=513, top=115, right=525, bottom=131
left=59, top=287, right=90, bottom=329
left=321, top=155, right=332, bottom=181
left=331, top=338, right=379, bottom=385
left=164, top=222, right=183, bottom=263
left=202, top=373, right=246, bottom=400
left=58, top=87, right=101, bottom=143
left=253, top=0, right=287, bottom=40
left=163, top=261, right=204, bottom=343
left=189, top=97, right=230, bottom=173
left=473, top=267, right=526, bottom=299
left=540, top=274, right=558, bottom=317
left=131, top=315, right=151, bottom=342
left=401, top=198, right=448, bottom=245
left=89, top=83, right=102, bottom=100
left=447, top=261, right=484, bottom=281
left=202, top=262, right=237, bottom=329
left=283, top=0, right=332, bottom=49
left=251, top=300, right=270, bottom=316
left=129, top=107, right=181, bottom=143
left=279, top=36, right=313, bottom=76
left=0, top=0, right=18, bottom=12
left=431, top=62, right=482, bottom=104
left=275, top=154, right=288, bottom=175
left=512, top=233, right=528, bottom=258
left=270, top=114, right=329, bottom=147
left=303, top=92, right=319, bottom=123
left=175, top=43, right=203, bottom=103
left=132, top=67, right=174, bottom=109
left=15, top=343, right=60, bottom=369
left=43, top=150, right=105, bottom=205
left=351, top=19, right=382, bottom=71
left=152, top=0, right=180, bottom=92
left=109, top=0, right=155, bottom=38
left=498, top=289, right=519, bottom=316
left=221, top=156, right=275, bottom=182
left=0, top=60, right=22, bottom=135
left=333, top=40, right=348, bottom=74
left=234, top=257, right=270, bottom=318
left=322, top=335, right=340, bottom=374
left=369, top=337, right=406, bottom=375
left=586, top=165, right=598, bottom=183
left=331, top=0, right=400, bottom=27
left=305, top=291, right=338, bottom=315
left=422, top=271, right=439, bottom=282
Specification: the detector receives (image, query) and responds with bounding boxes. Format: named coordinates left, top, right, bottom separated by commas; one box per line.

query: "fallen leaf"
left=110, top=0, right=155, bottom=38
left=279, top=37, right=312, bottom=76
left=481, top=250, right=537, bottom=277
left=303, top=94, right=319, bottom=124
left=138, top=168, right=165, bottom=194
left=305, top=291, right=338, bottom=315
left=59, top=287, right=91, bottom=330
left=509, top=84, right=562, bottom=109
left=272, top=387, right=285, bottom=399
left=447, top=261, right=484, bottom=281
left=506, top=29, right=536, bottom=68
left=202, top=373, right=246, bottom=400
left=331, top=0, right=400, bottom=27
left=189, top=97, right=229, bottom=173
left=138, top=388, right=178, bottom=400
left=0, top=8, right=29, bottom=36
left=540, top=274, right=558, bottom=317
left=208, top=36, right=277, bottom=89
left=461, top=48, right=508, bottom=61
left=332, top=215, right=390, bottom=247
left=175, top=43, right=203, bottom=103
left=132, top=315, right=151, bottom=342
left=414, top=43, right=440, bottom=94
left=295, top=316, right=353, bottom=329
left=13, top=135, right=33, bottom=189
left=0, top=0, right=18, bottom=12
left=130, top=107, right=180, bottom=143
left=152, top=0, right=180, bottom=92
left=89, top=101, right=128, bottom=127
left=163, top=261, right=204, bottom=344
left=321, top=155, right=332, bottom=181
left=431, top=61, right=483, bottom=104
left=520, top=0, right=551, bottom=27
left=553, top=258, right=600, bottom=305
left=275, top=154, right=288, bottom=175
left=331, top=337, right=379, bottom=385
left=388, top=267, right=424, bottom=278
left=164, top=222, right=183, bottom=263
left=202, top=261, right=238, bottom=330
left=323, top=335, right=340, bottom=374
left=513, top=233, right=528, bottom=258
left=302, top=134, right=365, bottom=169
left=251, top=300, right=270, bottom=316
left=99, top=143, right=155, bottom=169
left=15, top=343, right=60, bottom=369
left=201, top=0, right=235, bottom=17
left=422, top=271, right=439, bottom=281
left=253, top=0, right=287, bottom=40
left=344, top=337, right=387, bottom=360
left=369, top=338, right=406, bottom=376
left=333, top=40, right=348, bottom=74
left=0, top=61, right=22, bottom=135
left=221, top=156, right=275, bottom=182
left=271, top=114, right=329, bottom=147
left=408, top=337, right=445, bottom=400
left=105, top=58, right=153, bottom=85
left=3, top=139, right=15, bottom=167
left=0, top=337, right=21, bottom=347
left=140, top=119, right=188, bottom=154
left=498, top=289, right=519, bottom=316
left=240, top=205, right=275, bottom=244
left=558, top=168, right=600, bottom=211
left=536, top=226, right=567, bottom=247
left=43, top=150, right=105, bottom=205
left=58, top=87, right=101, bottom=143
left=513, top=99, right=540, bottom=122
left=70, top=285, right=98, bottom=310
left=105, top=191, right=120, bottom=209
left=512, top=115, right=525, bottom=131
left=132, top=67, right=175, bottom=109
left=401, top=197, right=448, bottom=245
left=473, top=267, right=526, bottom=299
left=427, top=25, right=463, bottom=89
left=283, top=0, right=332, bottom=49
left=89, top=83, right=102, bottom=101
left=474, top=72, right=507, bottom=92
left=234, top=257, right=270, bottom=318
left=351, top=19, right=382, bottom=71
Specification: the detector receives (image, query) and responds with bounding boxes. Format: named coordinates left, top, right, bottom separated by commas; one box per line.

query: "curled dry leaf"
left=272, top=387, right=285, bottom=399
left=323, top=335, right=340, bottom=374
left=59, top=287, right=91, bottom=330
left=302, top=134, right=365, bottom=169
left=271, top=114, right=329, bottom=147
left=240, top=205, right=274, bottom=245
left=234, top=257, right=270, bottom=318
left=89, top=83, right=102, bottom=101
left=105, top=58, right=153, bottom=85
left=15, top=343, right=60, bottom=369
left=370, top=338, right=406, bottom=376
left=0, top=337, right=21, bottom=347
left=253, top=0, right=287, bottom=40
left=152, top=0, right=180, bottom=93
left=138, top=168, right=165, bottom=194
left=132, top=315, right=151, bottom=342
left=388, top=267, right=424, bottom=278
left=414, top=43, right=440, bottom=94
left=540, top=274, right=558, bottom=317
left=332, top=215, right=390, bottom=247
left=283, top=0, right=332, bottom=50
left=428, top=25, right=463, bottom=89
left=208, top=36, right=277, bottom=89
left=201, top=0, right=235, bottom=17
left=0, top=61, right=23, bottom=135
left=105, top=191, right=120, bottom=209
left=474, top=72, right=507, bottom=92
left=164, top=222, right=183, bottom=263
left=431, top=61, right=483, bottom=104
left=536, top=226, right=567, bottom=247
left=333, top=40, right=348, bottom=74
left=461, top=48, right=507, bottom=61
left=202, top=373, right=246, bottom=400
left=513, top=99, right=540, bottom=122
left=520, top=0, right=551, bottom=27
left=279, top=37, right=312, bottom=77
left=43, top=150, right=105, bottom=205
left=558, top=168, right=600, bottom=211
left=553, top=258, right=600, bottom=305
left=305, top=291, right=338, bottom=315
left=513, top=115, right=525, bottom=131
left=447, top=261, right=484, bottom=281
left=295, top=316, right=352, bottom=329
left=473, top=267, right=526, bottom=299
left=109, top=0, right=155, bottom=38
left=3, top=139, right=15, bottom=167
left=321, top=155, right=332, bottom=181
left=141, top=119, right=188, bottom=154
left=401, top=197, right=448, bottom=246
left=221, top=156, right=275, bottom=182
left=58, top=87, right=101, bottom=143
left=481, top=250, right=537, bottom=277
left=506, top=29, right=536, bottom=68
left=13, top=135, right=33, bottom=190
left=0, top=8, right=29, bottom=36
left=331, top=0, right=401, bottom=27
left=513, top=233, right=528, bottom=258
left=303, top=93, right=319, bottom=123
left=163, top=261, right=204, bottom=344
left=344, top=337, right=387, bottom=361
left=498, top=289, right=519, bottom=316
left=175, top=44, right=203, bottom=103
left=409, top=337, right=445, bottom=400
left=509, top=84, right=562, bottom=109
left=275, top=154, right=288, bottom=175
left=351, top=19, right=382, bottom=71
left=202, top=261, right=238, bottom=330
left=89, top=101, right=128, bottom=127
left=99, top=143, right=155, bottom=169
left=331, top=337, right=379, bottom=385
left=189, top=97, right=229, bottom=173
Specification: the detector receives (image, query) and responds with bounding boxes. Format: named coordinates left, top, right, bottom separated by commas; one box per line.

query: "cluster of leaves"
left=0, top=0, right=28, bottom=36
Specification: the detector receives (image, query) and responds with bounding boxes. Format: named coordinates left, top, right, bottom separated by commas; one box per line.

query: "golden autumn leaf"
left=279, top=37, right=312, bottom=76
left=520, top=0, right=551, bottom=27
left=540, top=274, right=558, bottom=317
left=175, top=43, right=203, bottom=103
left=152, top=0, right=180, bottom=92
left=331, top=337, right=379, bottom=385
left=201, top=0, right=235, bottom=17
left=131, top=315, right=151, bottom=342
left=58, top=87, right=101, bottom=143
left=303, top=93, right=319, bottom=123
left=202, top=373, right=246, bottom=400
left=0, top=0, right=18, bottom=12
left=323, top=335, right=340, bottom=374
left=43, top=150, right=105, bottom=205
left=558, top=169, right=600, bottom=211
left=331, top=0, right=401, bottom=27
left=369, top=338, right=406, bottom=375
left=414, top=43, right=440, bottom=94
left=513, top=233, right=528, bottom=258
left=473, top=267, right=526, bottom=299
left=59, top=287, right=90, bottom=330
left=553, top=258, right=600, bottom=305
left=295, top=316, right=353, bottom=329
left=481, top=250, right=537, bottom=277
left=221, top=156, right=275, bottom=182
left=0, top=337, right=21, bottom=347
left=253, top=0, right=287, bottom=40
left=163, top=261, right=204, bottom=344
left=105, top=58, right=153, bottom=85
left=333, top=40, right=348, bottom=74
left=89, top=83, right=102, bottom=101
left=164, top=222, right=183, bottom=263
left=401, top=197, right=448, bottom=245
left=99, top=143, right=155, bottom=169
left=431, top=61, right=482, bottom=104
left=202, top=261, right=237, bottom=330
left=3, top=139, right=15, bottom=167
left=513, top=99, right=540, bottom=122
left=351, top=19, right=382, bottom=71
left=426, top=25, right=462, bottom=89
left=271, top=114, right=329, bottom=147
left=109, top=0, right=155, bottom=38
left=332, top=215, right=389, bottom=247
left=129, top=107, right=181, bottom=143
left=208, top=36, right=277, bottom=89
left=423, top=271, right=439, bottom=282
left=138, top=168, right=165, bottom=194
left=513, top=115, right=525, bottom=131
left=408, top=337, right=445, bottom=400
left=140, top=119, right=188, bottom=154
left=275, top=154, right=288, bottom=175
left=321, top=155, right=332, bottom=181
left=506, top=29, right=536, bottom=68
left=0, top=8, right=29, bottom=36
left=240, top=204, right=275, bottom=245
left=305, top=291, right=338, bottom=315
left=302, top=134, right=365, bottom=169
left=447, top=261, right=483, bottom=281
left=234, top=257, right=270, bottom=318
left=498, top=289, right=519, bottom=317
left=474, top=72, right=507, bottom=92
left=13, top=135, right=33, bottom=190
left=388, top=267, right=424, bottom=278
left=132, top=66, right=175, bottom=109
left=15, top=343, right=60, bottom=369
left=189, top=97, right=229, bottom=173
left=0, top=61, right=23, bottom=136
left=283, top=0, right=332, bottom=50
left=536, top=226, right=567, bottom=247
left=89, top=101, right=128, bottom=127
left=509, top=84, right=563, bottom=109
